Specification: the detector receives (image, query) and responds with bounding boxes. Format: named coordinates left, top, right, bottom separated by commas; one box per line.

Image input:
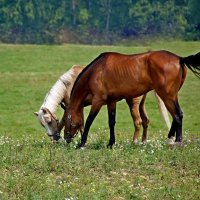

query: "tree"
left=0, top=0, right=197, bottom=44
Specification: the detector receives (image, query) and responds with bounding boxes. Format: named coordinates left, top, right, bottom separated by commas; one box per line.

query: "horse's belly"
left=95, top=66, right=152, bottom=100
left=107, top=83, right=151, bottom=99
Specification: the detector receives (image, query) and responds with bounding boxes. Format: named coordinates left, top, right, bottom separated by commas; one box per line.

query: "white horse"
left=34, top=65, right=84, bottom=141
left=34, top=65, right=170, bottom=142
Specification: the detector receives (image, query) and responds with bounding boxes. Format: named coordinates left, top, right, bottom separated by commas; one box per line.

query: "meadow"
left=0, top=41, right=199, bottom=199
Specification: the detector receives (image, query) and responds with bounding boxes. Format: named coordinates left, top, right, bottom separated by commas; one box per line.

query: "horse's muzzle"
left=64, top=132, right=73, bottom=143
left=65, top=137, right=73, bottom=143
left=64, top=130, right=79, bottom=143
left=52, top=133, right=61, bottom=141
left=48, top=132, right=61, bottom=142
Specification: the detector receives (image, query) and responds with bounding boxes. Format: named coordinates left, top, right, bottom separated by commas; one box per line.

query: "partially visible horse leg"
left=79, top=99, right=103, bottom=148
left=57, top=115, right=65, bottom=134
left=139, top=94, right=150, bottom=143
left=159, top=96, right=183, bottom=143
left=126, top=97, right=142, bottom=144
left=107, top=101, right=116, bottom=148
left=56, top=103, right=68, bottom=139
left=173, top=101, right=183, bottom=142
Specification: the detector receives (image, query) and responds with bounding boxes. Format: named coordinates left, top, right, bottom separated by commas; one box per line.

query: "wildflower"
left=65, top=197, right=74, bottom=200
left=0, top=136, right=10, bottom=145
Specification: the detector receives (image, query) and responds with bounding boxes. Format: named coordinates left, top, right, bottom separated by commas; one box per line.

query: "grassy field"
left=0, top=41, right=199, bottom=199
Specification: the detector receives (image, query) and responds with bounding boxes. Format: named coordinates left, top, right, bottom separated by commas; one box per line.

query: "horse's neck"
left=69, top=73, right=89, bottom=114
left=40, top=67, right=82, bottom=114
left=41, top=79, right=66, bottom=114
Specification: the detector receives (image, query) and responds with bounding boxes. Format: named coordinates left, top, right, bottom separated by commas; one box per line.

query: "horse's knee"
left=134, top=118, right=142, bottom=131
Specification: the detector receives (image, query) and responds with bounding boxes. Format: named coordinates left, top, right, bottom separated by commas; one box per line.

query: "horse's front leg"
left=107, top=101, right=116, bottom=148
left=78, top=99, right=103, bottom=148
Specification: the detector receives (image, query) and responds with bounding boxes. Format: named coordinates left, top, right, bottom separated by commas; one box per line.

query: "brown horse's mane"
left=70, top=53, right=106, bottom=96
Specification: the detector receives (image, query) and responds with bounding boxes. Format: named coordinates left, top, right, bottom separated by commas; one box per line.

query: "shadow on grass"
left=83, top=141, right=107, bottom=150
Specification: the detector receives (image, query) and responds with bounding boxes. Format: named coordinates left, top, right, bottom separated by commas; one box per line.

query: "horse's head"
left=64, top=111, right=84, bottom=143
left=34, top=107, right=61, bottom=141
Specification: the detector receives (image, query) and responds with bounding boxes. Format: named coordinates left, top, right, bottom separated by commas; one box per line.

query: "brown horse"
left=64, top=50, right=200, bottom=148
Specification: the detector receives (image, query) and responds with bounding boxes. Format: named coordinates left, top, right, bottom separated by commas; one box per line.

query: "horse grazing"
left=34, top=65, right=84, bottom=141
left=34, top=66, right=170, bottom=143
left=64, top=50, right=200, bottom=148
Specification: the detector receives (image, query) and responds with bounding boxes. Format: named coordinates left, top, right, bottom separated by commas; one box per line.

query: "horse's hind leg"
left=139, top=94, right=149, bottom=143
left=159, top=97, right=183, bottom=143
left=126, top=97, right=142, bottom=144
left=173, top=101, right=183, bottom=142
left=107, top=101, right=116, bottom=148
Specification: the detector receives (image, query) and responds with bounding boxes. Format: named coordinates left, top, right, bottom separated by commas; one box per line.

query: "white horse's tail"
left=154, top=92, right=171, bottom=130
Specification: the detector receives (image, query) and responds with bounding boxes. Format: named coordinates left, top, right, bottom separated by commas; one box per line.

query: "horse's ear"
left=41, top=107, right=48, bottom=114
left=34, top=112, right=38, bottom=116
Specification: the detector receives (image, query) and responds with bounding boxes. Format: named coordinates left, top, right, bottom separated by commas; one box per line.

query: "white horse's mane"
left=40, top=66, right=78, bottom=114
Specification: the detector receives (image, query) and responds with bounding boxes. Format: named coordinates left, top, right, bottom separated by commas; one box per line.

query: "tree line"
left=0, top=0, right=199, bottom=44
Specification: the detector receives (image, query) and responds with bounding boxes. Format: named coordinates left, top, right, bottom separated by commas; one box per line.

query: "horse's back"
left=88, top=51, right=183, bottom=99
left=89, top=52, right=152, bottom=98
left=148, top=50, right=180, bottom=68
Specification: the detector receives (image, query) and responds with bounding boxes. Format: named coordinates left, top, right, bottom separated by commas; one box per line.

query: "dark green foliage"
left=0, top=0, right=199, bottom=44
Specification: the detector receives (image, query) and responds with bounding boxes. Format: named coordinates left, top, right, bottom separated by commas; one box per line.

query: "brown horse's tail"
left=180, top=52, right=200, bottom=78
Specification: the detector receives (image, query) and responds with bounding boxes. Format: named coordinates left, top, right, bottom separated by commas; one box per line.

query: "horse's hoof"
left=142, top=140, right=147, bottom=145
left=64, top=137, right=73, bottom=144
left=53, top=134, right=61, bottom=141
left=76, top=142, right=86, bottom=149
left=175, top=141, right=183, bottom=147
left=107, top=144, right=113, bottom=149
left=52, top=140, right=59, bottom=144
left=167, top=137, right=175, bottom=145
left=167, top=137, right=175, bottom=149
left=133, top=139, right=138, bottom=144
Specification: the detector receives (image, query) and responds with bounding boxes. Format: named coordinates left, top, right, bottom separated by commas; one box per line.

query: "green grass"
left=0, top=41, right=200, bottom=199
